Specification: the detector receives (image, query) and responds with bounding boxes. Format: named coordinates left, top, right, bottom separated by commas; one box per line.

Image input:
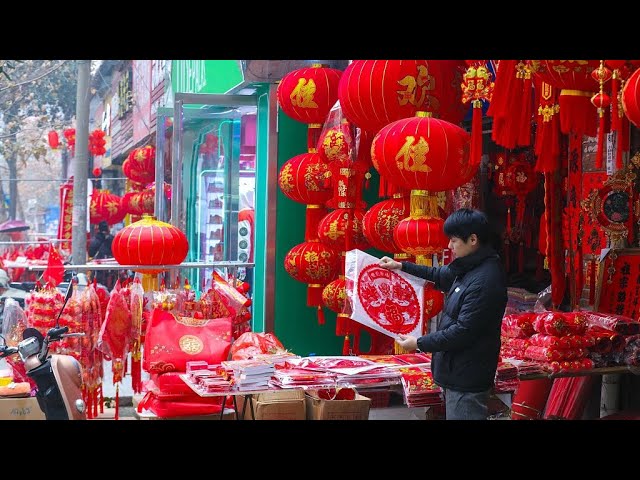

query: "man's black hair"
left=443, top=208, right=490, bottom=245
left=98, top=221, right=109, bottom=233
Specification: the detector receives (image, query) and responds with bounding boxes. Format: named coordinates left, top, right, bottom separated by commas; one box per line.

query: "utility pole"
left=71, top=60, right=90, bottom=264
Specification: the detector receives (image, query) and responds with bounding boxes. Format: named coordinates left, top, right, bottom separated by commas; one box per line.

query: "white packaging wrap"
left=345, top=249, right=428, bottom=339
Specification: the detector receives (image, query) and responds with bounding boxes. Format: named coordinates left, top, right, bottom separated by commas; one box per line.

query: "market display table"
left=518, top=365, right=640, bottom=380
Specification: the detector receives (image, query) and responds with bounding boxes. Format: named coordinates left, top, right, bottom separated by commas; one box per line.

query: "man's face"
left=448, top=234, right=479, bottom=259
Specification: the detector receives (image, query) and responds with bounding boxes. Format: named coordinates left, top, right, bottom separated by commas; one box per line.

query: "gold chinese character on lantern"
left=395, top=136, right=432, bottom=173
left=290, top=78, right=318, bottom=109
left=397, top=65, right=434, bottom=108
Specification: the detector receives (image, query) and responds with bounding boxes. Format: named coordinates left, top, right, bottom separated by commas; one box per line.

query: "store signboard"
left=171, top=60, right=244, bottom=94
left=132, top=60, right=152, bottom=144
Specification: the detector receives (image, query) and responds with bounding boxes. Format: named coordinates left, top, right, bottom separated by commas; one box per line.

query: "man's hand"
left=379, top=256, right=402, bottom=270
left=396, top=334, right=418, bottom=351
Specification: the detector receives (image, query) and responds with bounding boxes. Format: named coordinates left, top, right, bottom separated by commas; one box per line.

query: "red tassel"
left=589, top=259, right=596, bottom=305
left=93, top=388, right=98, bottom=418
left=470, top=101, right=483, bottom=168
left=131, top=357, right=142, bottom=394
left=336, top=314, right=348, bottom=336
left=99, top=384, right=104, bottom=413
left=342, top=335, right=350, bottom=355
left=596, top=109, right=605, bottom=169
left=114, top=383, right=119, bottom=421
left=305, top=205, right=327, bottom=242
left=518, top=73, right=533, bottom=146
left=84, top=387, right=92, bottom=419
left=317, top=305, right=325, bottom=325
left=307, top=284, right=323, bottom=307
left=504, top=240, right=510, bottom=273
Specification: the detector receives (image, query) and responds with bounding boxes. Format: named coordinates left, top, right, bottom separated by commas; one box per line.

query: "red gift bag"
left=143, top=309, right=232, bottom=374
left=137, top=391, right=225, bottom=417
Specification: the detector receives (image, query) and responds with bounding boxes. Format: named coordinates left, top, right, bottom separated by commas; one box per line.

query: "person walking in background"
left=88, top=221, right=114, bottom=289
left=379, top=208, right=507, bottom=420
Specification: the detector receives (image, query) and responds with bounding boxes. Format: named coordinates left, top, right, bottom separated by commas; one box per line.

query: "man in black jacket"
left=379, top=208, right=507, bottom=420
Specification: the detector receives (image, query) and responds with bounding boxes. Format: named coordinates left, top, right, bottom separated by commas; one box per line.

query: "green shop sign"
left=172, top=60, right=245, bottom=94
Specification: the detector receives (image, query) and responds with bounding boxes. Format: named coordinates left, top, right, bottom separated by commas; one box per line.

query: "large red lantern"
left=89, top=190, right=126, bottom=225
left=362, top=195, right=411, bottom=254
left=284, top=241, right=340, bottom=308
left=370, top=112, right=472, bottom=192
left=338, top=60, right=467, bottom=133
left=317, top=208, right=370, bottom=252
left=322, top=277, right=348, bottom=315
left=112, top=216, right=188, bottom=274
left=622, top=67, right=640, bottom=128
left=277, top=64, right=342, bottom=125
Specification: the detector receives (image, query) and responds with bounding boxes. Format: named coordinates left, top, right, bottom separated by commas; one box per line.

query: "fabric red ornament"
left=89, top=189, right=126, bottom=225
left=362, top=195, right=411, bottom=254
left=143, top=310, right=232, bottom=374
left=284, top=241, right=340, bottom=308
left=92, top=167, right=102, bottom=177
left=317, top=208, right=370, bottom=253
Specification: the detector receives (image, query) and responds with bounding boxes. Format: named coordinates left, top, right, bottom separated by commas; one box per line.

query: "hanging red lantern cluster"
left=47, top=131, right=60, bottom=149
left=122, top=145, right=156, bottom=184
left=88, top=129, right=107, bottom=156
left=90, top=190, right=127, bottom=225
left=338, top=60, right=467, bottom=134
left=277, top=64, right=342, bottom=149
left=63, top=128, right=76, bottom=152
left=112, top=216, right=188, bottom=274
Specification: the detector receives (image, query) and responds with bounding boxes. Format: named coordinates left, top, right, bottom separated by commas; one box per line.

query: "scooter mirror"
left=23, top=327, right=44, bottom=343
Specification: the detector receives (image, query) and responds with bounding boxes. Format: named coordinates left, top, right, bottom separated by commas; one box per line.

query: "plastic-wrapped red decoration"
left=111, top=216, right=189, bottom=273
left=338, top=60, right=467, bottom=133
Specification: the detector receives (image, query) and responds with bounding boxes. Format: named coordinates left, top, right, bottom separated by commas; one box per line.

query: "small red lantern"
left=277, top=64, right=342, bottom=125
left=123, top=146, right=156, bottom=184
left=88, top=129, right=107, bottom=156
left=393, top=215, right=449, bottom=260
left=92, top=167, right=102, bottom=177
left=47, top=131, right=60, bottom=149
left=317, top=208, right=370, bottom=252
left=278, top=151, right=332, bottom=205
left=362, top=195, right=411, bottom=254
left=112, top=216, right=189, bottom=274
left=371, top=112, right=472, bottom=192
left=284, top=241, right=340, bottom=308
left=338, top=60, right=467, bottom=133
left=90, top=190, right=126, bottom=225
left=318, top=120, right=354, bottom=164
left=322, top=277, right=348, bottom=315
left=63, top=128, right=76, bottom=151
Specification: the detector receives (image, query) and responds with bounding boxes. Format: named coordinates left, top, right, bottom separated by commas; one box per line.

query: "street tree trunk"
left=8, top=155, right=18, bottom=220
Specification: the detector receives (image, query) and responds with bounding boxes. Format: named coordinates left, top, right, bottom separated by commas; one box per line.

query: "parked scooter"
left=0, top=281, right=86, bottom=420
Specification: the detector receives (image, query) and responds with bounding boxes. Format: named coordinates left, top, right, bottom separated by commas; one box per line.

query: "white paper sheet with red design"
left=345, top=249, right=429, bottom=339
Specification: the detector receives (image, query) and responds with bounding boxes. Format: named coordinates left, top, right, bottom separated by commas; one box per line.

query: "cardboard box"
left=0, top=397, right=45, bottom=420
left=242, top=390, right=306, bottom=420
left=305, top=393, right=371, bottom=420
